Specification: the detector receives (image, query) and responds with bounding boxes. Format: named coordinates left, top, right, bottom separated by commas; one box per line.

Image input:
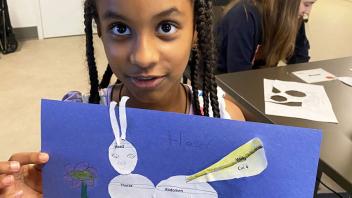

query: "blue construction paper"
left=41, top=99, right=322, bottom=197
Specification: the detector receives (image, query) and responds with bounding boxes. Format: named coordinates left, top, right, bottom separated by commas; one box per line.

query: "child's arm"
left=224, top=95, right=245, bottom=121
left=0, top=152, right=49, bottom=197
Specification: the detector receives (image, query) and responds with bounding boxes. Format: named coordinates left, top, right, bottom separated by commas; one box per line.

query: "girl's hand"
left=0, top=152, right=49, bottom=198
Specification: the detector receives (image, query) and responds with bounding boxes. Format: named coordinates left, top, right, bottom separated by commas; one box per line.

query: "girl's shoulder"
left=62, top=85, right=114, bottom=105
left=186, top=85, right=245, bottom=121
left=62, top=84, right=245, bottom=121
left=226, top=0, right=260, bottom=20
left=220, top=0, right=262, bottom=37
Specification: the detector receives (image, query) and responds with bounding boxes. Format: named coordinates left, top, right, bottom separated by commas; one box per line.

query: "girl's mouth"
left=129, top=75, right=166, bottom=89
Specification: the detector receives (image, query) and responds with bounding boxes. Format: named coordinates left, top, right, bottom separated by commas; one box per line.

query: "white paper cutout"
left=155, top=176, right=218, bottom=198
left=119, top=97, right=129, bottom=140
left=108, top=174, right=155, bottom=198
left=187, top=138, right=267, bottom=183
left=108, top=98, right=266, bottom=198
left=109, top=101, right=122, bottom=145
left=292, top=68, right=336, bottom=83
left=264, top=79, right=338, bottom=123
left=109, top=140, right=138, bottom=175
left=337, top=77, right=352, bottom=87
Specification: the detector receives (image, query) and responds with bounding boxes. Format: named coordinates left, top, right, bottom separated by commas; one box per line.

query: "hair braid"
left=205, top=0, right=220, bottom=118
left=195, top=0, right=210, bottom=116
left=194, top=0, right=220, bottom=117
left=84, top=0, right=100, bottom=104
left=190, top=48, right=201, bottom=115
left=99, top=64, right=113, bottom=89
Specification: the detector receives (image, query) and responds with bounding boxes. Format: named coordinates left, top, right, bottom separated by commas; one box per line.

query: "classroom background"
left=1, top=0, right=352, bottom=195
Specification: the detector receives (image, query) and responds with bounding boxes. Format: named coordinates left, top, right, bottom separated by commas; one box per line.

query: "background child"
left=0, top=0, right=244, bottom=196
left=217, top=0, right=316, bottom=72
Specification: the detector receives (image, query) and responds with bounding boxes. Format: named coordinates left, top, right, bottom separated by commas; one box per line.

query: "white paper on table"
left=264, top=79, right=338, bottom=123
left=337, top=77, right=352, bottom=87
left=292, top=68, right=336, bottom=83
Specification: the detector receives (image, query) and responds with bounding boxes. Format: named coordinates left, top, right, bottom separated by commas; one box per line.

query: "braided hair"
left=83, top=0, right=220, bottom=117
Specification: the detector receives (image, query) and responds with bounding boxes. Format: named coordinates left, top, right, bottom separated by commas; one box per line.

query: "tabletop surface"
left=216, top=57, right=352, bottom=192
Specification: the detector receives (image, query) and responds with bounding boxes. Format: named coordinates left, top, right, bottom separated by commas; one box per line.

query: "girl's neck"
left=112, top=83, right=189, bottom=114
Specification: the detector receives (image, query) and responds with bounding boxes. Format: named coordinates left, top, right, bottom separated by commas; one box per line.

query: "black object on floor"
left=0, top=0, right=18, bottom=54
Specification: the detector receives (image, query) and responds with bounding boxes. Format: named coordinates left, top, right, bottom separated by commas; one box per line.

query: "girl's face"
left=299, top=0, right=316, bottom=18
left=96, top=0, right=194, bottom=103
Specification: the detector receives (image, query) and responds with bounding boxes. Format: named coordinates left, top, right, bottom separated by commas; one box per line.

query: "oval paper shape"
left=108, top=140, right=138, bottom=174
left=108, top=174, right=155, bottom=198
left=155, top=176, right=218, bottom=198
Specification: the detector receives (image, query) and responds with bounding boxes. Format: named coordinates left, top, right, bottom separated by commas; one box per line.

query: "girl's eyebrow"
left=153, top=7, right=182, bottom=19
left=101, top=7, right=182, bottom=21
left=102, top=10, right=127, bottom=21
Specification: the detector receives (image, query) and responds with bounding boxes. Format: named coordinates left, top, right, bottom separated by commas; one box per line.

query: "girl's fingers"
left=0, top=175, right=14, bottom=189
left=9, top=152, right=49, bottom=166
left=3, top=190, right=23, bottom=198
left=0, top=161, right=20, bottom=174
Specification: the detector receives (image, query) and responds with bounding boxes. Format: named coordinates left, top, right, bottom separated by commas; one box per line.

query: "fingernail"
left=39, top=153, right=49, bottom=162
left=10, top=161, right=20, bottom=171
left=2, top=175, right=14, bottom=185
left=14, top=190, right=23, bottom=198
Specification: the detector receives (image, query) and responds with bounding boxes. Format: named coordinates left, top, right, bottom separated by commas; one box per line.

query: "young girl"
left=217, top=0, right=317, bottom=73
left=0, top=0, right=245, bottom=196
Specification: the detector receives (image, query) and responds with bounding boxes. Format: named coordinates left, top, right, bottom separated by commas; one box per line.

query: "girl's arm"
left=224, top=95, right=245, bottom=121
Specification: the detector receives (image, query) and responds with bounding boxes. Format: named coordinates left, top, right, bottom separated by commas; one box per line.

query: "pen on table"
left=308, top=74, right=321, bottom=77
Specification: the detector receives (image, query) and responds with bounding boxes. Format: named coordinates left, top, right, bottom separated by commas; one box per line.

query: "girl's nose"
left=305, top=6, right=313, bottom=16
left=129, top=34, right=159, bottom=69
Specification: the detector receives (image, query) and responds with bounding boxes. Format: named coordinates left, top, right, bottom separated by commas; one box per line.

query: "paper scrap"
left=337, top=77, right=352, bottom=87
left=108, top=174, right=155, bottom=197
left=264, top=79, right=338, bottom=123
left=292, top=68, right=336, bottom=83
left=156, top=176, right=217, bottom=197
left=186, top=138, right=267, bottom=183
left=109, top=140, right=138, bottom=175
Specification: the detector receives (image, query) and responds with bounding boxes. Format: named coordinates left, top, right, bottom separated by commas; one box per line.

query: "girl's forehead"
left=96, top=0, right=193, bottom=17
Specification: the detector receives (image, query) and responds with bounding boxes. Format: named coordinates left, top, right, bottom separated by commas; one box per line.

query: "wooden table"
left=216, top=57, right=352, bottom=193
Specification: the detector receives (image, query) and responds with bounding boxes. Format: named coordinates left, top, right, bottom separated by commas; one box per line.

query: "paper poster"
left=41, top=99, right=322, bottom=197
left=264, top=79, right=338, bottom=123
left=292, top=68, right=336, bottom=83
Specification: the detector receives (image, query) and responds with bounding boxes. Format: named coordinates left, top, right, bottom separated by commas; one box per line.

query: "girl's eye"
left=304, top=3, right=312, bottom=7
left=111, top=23, right=131, bottom=36
left=157, top=22, right=177, bottom=35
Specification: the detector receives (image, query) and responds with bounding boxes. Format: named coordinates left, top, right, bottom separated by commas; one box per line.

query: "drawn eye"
left=112, top=153, right=119, bottom=158
left=127, top=154, right=136, bottom=159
